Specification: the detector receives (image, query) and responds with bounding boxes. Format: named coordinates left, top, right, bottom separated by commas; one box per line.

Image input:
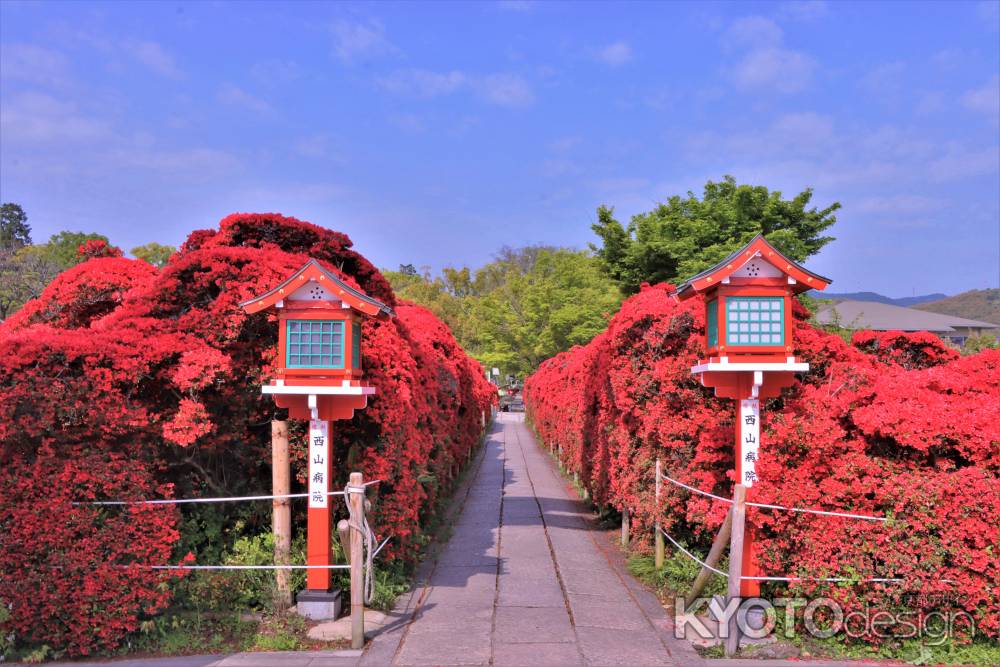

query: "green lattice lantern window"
left=286, top=320, right=345, bottom=369
left=725, top=297, right=784, bottom=347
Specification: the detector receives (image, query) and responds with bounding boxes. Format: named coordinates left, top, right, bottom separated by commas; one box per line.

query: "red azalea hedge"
left=0, top=213, right=494, bottom=655
left=525, top=283, right=1000, bottom=640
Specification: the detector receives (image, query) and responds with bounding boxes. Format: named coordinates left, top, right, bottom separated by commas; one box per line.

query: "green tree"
left=0, top=247, right=60, bottom=320
left=41, top=231, right=110, bottom=269
left=962, top=333, right=1000, bottom=355
left=387, top=247, right=622, bottom=377
left=130, top=242, right=176, bottom=268
left=591, top=176, right=839, bottom=293
left=0, top=229, right=113, bottom=320
left=1, top=203, right=31, bottom=249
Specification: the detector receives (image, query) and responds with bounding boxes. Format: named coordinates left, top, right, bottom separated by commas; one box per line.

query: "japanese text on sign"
left=308, top=419, right=329, bottom=508
left=740, top=399, right=760, bottom=488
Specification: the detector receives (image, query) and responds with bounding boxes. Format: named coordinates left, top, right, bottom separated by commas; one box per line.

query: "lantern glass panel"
left=286, top=320, right=345, bottom=368
left=352, top=321, right=362, bottom=369
left=706, top=299, right=718, bottom=348
left=726, top=297, right=784, bottom=346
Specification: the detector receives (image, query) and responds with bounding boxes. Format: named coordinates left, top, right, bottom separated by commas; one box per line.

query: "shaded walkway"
left=366, top=412, right=688, bottom=667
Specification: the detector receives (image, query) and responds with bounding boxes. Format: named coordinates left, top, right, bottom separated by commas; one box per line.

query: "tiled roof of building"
left=815, top=299, right=999, bottom=332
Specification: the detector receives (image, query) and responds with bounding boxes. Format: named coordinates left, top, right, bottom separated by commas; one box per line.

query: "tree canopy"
left=591, top=176, right=839, bottom=293
left=131, top=242, right=177, bottom=267
left=386, top=246, right=622, bottom=378
left=0, top=218, right=114, bottom=320
left=1, top=203, right=31, bottom=249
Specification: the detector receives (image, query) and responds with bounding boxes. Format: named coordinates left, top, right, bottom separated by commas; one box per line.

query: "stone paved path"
left=370, top=412, right=686, bottom=667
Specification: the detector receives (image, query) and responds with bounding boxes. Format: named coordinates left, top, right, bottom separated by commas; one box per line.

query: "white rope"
left=344, top=483, right=377, bottom=605
left=745, top=500, right=887, bottom=523
left=744, top=574, right=902, bottom=583
left=657, top=527, right=728, bottom=576
left=76, top=490, right=346, bottom=506
left=144, top=564, right=352, bottom=570
left=658, top=527, right=902, bottom=584
left=658, top=472, right=887, bottom=522
left=659, top=473, right=734, bottom=505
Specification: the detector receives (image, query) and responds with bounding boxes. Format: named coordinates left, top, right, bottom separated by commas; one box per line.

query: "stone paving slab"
left=492, top=642, right=585, bottom=666
left=494, top=606, right=576, bottom=644
left=576, top=628, right=675, bottom=666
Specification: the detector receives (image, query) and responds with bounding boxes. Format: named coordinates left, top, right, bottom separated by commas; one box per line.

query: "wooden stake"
left=685, top=507, right=732, bottom=606
left=271, top=420, right=292, bottom=609
left=349, top=471, right=365, bottom=650
left=654, top=458, right=664, bottom=570
left=725, top=484, right=747, bottom=657
left=621, top=507, right=630, bottom=548
left=337, top=519, right=351, bottom=565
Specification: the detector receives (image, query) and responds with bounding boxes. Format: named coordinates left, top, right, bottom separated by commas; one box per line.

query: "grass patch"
left=627, top=550, right=727, bottom=603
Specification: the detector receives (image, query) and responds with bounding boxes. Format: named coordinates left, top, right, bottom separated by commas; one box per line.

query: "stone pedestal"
left=296, top=588, right=342, bottom=620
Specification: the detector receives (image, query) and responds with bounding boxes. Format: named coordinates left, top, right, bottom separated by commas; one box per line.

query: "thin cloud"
left=378, top=69, right=535, bottom=108
left=217, top=84, right=273, bottom=116
left=0, top=91, right=110, bottom=144
left=0, top=44, right=70, bottom=88
left=860, top=61, right=906, bottom=102
left=724, top=16, right=815, bottom=94
left=777, top=1, right=829, bottom=22
left=475, top=73, right=534, bottom=108
left=377, top=69, right=466, bottom=97
left=595, top=41, right=633, bottom=67
left=732, top=47, right=816, bottom=93
left=125, top=40, right=182, bottom=78
left=331, top=18, right=397, bottom=63
left=962, top=76, right=1000, bottom=116
left=725, top=16, right=783, bottom=49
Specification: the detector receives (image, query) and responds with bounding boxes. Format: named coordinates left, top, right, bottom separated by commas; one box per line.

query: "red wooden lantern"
left=675, top=234, right=831, bottom=400
left=674, top=234, right=831, bottom=598
left=241, top=259, right=393, bottom=610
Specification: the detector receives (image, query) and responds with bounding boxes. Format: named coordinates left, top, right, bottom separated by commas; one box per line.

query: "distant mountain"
left=914, top=289, right=1000, bottom=326
left=807, top=290, right=948, bottom=307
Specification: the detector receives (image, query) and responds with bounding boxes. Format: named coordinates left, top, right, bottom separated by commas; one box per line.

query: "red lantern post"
left=241, top=260, right=393, bottom=617
left=674, top=235, right=831, bottom=602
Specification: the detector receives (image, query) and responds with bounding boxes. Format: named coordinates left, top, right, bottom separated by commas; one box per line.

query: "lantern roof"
left=240, top=259, right=395, bottom=318
left=674, top=234, right=831, bottom=300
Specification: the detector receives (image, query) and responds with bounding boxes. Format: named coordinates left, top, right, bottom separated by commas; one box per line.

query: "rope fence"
left=656, top=527, right=903, bottom=583
left=634, top=459, right=909, bottom=589
left=74, top=479, right=383, bottom=507
left=75, top=479, right=389, bottom=594
left=659, top=471, right=888, bottom=522
left=146, top=564, right=353, bottom=571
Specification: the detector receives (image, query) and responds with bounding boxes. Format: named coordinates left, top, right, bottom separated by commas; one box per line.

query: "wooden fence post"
left=654, top=458, right=664, bottom=570
left=349, top=472, right=365, bottom=650
left=685, top=508, right=733, bottom=606
left=621, top=507, right=630, bottom=548
left=271, top=421, right=292, bottom=609
left=725, top=484, right=747, bottom=657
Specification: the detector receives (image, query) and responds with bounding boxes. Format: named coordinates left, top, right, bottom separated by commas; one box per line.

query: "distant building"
left=815, top=299, right=999, bottom=346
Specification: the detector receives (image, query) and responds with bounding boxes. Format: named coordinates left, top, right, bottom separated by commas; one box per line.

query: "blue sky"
left=1, top=1, right=998, bottom=296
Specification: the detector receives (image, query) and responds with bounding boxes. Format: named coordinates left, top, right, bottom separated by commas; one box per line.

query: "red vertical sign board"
left=307, top=419, right=333, bottom=591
